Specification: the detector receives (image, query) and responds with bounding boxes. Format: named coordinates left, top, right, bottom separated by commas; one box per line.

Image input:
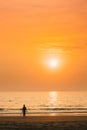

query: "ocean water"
left=0, top=91, right=87, bottom=116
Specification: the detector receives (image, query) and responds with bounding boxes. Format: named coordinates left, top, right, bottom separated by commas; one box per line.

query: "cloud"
left=52, top=45, right=83, bottom=51
left=40, top=43, right=87, bottom=53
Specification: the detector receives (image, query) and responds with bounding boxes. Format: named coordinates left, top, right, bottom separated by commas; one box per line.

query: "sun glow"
left=42, top=50, right=65, bottom=70
left=44, top=56, right=62, bottom=70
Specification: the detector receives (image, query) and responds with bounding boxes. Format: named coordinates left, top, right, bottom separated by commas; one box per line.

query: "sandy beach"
left=0, top=115, right=87, bottom=130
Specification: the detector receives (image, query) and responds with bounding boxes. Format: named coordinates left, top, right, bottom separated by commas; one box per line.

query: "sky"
left=0, top=0, right=87, bottom=91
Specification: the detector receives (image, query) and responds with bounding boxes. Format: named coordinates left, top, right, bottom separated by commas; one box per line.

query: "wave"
left=39, top=107, right=87, bottom=111
left=0, top=107, right=87, bottom=112
left=1, top=107, right=87, bottom=110
left=0, top=108, right=4, bottom=111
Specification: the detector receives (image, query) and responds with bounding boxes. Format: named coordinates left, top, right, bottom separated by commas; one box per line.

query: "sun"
left=42, top=55, right=63, bottom=70
left=49, top=59, right=58, bottom=68
left=48, top=58, right=60, bottom=68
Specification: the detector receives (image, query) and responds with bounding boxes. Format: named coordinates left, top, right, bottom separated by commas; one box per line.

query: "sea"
left=0, top=91, right=87, bottom=116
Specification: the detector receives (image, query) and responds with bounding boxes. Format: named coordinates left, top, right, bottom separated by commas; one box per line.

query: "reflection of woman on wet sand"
left=22, top=104, right=27, bottom=117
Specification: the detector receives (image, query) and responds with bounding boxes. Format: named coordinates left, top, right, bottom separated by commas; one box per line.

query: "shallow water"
left=0, top=91, right=87, bottom=115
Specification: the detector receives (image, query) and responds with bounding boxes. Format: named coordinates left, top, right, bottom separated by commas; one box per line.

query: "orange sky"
left=0, top=0, right=87, bottom=91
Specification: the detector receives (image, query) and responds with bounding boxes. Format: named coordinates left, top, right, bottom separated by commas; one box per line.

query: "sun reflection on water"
left=49, top=91, right=58, bottom=107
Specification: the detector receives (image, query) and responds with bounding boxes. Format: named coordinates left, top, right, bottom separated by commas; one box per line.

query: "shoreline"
left=0, top=112, right=87, bottom=117
left=0, top=116, right=87, bottom=129
left=0, top=115, right=87, bottom=122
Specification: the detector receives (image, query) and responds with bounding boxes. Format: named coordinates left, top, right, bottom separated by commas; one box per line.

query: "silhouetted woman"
left=22, top=104, right=27, bottom=117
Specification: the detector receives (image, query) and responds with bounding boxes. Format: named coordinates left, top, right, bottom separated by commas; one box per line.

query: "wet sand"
left=0, top=115, right=87, bottom=130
